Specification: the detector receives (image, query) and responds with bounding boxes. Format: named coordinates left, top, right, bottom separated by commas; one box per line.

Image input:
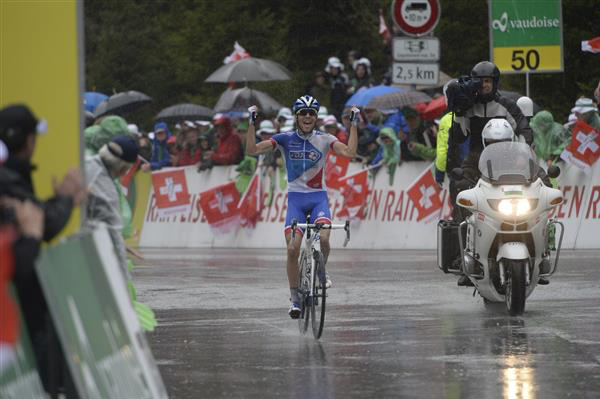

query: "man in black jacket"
left=0, top=104, right=85, bottom=396
left=445, top=62, right=533, bottom=287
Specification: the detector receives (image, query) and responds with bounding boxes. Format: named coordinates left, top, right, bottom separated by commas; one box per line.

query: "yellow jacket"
left=435, top=112, right=454, bottom=172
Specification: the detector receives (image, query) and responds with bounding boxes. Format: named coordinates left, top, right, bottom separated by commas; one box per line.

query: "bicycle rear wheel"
left=297, top=249, right=310, bottom=334
left=311, top=250, right=326, bottom=339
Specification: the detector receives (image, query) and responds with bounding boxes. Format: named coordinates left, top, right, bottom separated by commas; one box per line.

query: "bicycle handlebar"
left=290, top=220, right=351, bottom=247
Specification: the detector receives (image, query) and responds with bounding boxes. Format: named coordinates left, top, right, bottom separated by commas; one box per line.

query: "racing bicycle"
left=291, top=219, right=350, bottom=339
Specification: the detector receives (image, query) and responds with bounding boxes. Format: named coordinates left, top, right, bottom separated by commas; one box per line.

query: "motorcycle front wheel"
left=505, top=259, right=527, bottom=316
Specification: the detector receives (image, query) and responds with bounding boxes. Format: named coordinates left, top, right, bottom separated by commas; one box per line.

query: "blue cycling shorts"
left=285, top=191, right=332, bottom=235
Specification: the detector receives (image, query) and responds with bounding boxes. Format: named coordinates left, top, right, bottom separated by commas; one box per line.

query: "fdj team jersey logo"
left=290, top=150, right=321, bottom=162
left=492, top=11, right=560, bottom=33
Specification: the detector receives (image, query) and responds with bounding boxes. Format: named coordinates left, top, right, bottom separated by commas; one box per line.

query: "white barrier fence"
left=140, top=160, right=600, bottom=249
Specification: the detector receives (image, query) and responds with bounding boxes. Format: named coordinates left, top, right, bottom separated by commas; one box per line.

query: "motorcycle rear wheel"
left=505, top=259, right=527, bottom=316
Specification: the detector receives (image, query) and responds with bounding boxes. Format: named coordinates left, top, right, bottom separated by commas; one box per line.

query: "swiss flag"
left=325, top=153, right=351, bottom=191
left=151, top=168, right=191, bottom=216
left=378, top=9, right=392, bottom=44
left=239, top=173, right=261, bottom=229
left=560, top=120, right=600, bottom=171
left=120, top=158, right=141, bottom=196
left=224, top=41, right=251, bottom=64
left=199, top=181, right=241, bottom=234
left=406, top=164, right=443, bottom=222
left=581, top=37, right=600, bottom=53
left=337, top=169, right=369, bottom=220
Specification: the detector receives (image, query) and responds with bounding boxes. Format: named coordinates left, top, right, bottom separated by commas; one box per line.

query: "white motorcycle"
left=438, top=141, right=564, bottom=316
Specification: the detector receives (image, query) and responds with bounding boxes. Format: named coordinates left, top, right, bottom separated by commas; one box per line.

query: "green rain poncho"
left=235, top=155, right=257, bottom=194
left=378, top=127, right=401, bottom=185
left=84, top=115, right=130, bottom=156
left=530, top=111, right=570, bottom=162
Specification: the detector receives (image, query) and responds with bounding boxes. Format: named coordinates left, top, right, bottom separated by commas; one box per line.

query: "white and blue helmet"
left=292, top=95, right=320, bottom=115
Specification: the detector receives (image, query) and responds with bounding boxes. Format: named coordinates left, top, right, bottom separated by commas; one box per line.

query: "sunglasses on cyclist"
left=296, top=109, right=317, bottom=117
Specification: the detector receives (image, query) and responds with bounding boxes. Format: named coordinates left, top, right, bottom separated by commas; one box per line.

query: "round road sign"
left=391, top=0, right=441, bottom=37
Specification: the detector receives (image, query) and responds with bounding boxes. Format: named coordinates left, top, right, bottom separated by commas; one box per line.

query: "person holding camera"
left=446, top=61, right=533, bottom=207
left=445, top=61, right=533, bottom=287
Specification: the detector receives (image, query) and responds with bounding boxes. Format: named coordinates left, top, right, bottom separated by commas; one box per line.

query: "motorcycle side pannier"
left=437, top=220, right=463, bottom=274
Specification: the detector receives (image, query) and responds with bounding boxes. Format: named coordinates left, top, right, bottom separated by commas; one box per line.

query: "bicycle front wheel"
left=311, top=250, right=326, bottom=339
left=297, top=249, right=310, bottom=334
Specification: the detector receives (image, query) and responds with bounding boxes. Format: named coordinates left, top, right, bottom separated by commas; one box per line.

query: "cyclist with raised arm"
left=246, top=96, right=359, bottom=319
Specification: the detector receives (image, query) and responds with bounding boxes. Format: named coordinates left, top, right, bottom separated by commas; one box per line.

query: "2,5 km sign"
left=392, top=62, right=439, bottom=85
left=489, top=0, right=563, bottom=74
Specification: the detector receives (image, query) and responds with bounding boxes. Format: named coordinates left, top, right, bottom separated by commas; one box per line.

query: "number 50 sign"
left=489, top=0, right=563, bottom=73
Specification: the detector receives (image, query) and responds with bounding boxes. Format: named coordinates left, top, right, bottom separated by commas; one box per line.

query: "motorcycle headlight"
left=488, top=198, right=538, bottom=216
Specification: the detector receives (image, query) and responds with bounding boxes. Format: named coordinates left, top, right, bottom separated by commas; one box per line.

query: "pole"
left=525, top=72, right=530, bottom=98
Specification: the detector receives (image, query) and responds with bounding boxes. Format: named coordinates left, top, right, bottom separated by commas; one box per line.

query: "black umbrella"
left=498, top=90, right=542, bottom=115
left=154, top=103, right=214, bottom=123
left=213, top=87, right=283, bottom=114
left=94, top=90, right=152, bottom=117
left=205, top=57, right=292, bottom=83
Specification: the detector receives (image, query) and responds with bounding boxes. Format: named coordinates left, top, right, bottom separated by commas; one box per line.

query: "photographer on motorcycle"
left=446, top=61, right=533, bottom=220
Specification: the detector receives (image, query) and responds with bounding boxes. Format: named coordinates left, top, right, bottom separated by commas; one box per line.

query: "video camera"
left=445, top=76, right=482, bottom=116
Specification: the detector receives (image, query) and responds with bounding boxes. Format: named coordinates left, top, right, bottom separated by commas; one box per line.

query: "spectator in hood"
left=322, top=115, right=348, bottom=144
left=325, top=56, right=349, bottom=119
left=347, top=58, right=373, bottom=95
left=378, top=127, right=401, bottom=184
left=346, top=50, right=362, bottom=78
left=571, top=97, right=600, bottom=131
left=211, top=113, right=243, bottom=165
left=530, top=110, right=570, bottom=167
left=144, top=122, right=171, bottom=171
left=84, top=135, right=139, bottom=282
left=84, top=115, right=130, bottom=156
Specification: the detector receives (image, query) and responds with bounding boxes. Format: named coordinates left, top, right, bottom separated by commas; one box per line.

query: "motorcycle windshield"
left=478, top=142, right=539, bottom=185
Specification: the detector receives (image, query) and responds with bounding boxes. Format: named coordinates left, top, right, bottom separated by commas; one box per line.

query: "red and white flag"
left=406, top=164, right=443, bottom=222
left=224, top=41, right=251, bottom=64
left=325, top=153, right=351, bottom=191
left=379, top=9, right=392, bottom=44
left=337, top=169, right=369, bottom=220
left=199, top=181, right=241, bottom=234
left=560, top=119, right=600, bottom=171
left=120, top=158, right=141, bottom=196
left=151, top=168, right=192, bottom=216
left=239, top=172, right=261, bottom=229
left=581, top=37, right=600, bottom=53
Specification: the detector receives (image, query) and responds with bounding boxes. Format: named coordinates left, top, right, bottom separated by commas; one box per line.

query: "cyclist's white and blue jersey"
left=270, top=130, right=339, bottom=232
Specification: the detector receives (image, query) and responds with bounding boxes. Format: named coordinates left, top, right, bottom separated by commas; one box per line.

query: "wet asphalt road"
left=133, top=248, right=600, bottom=399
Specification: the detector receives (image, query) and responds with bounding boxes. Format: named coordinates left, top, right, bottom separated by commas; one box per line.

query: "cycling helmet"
left=292, top=95, right=320, bottom=115
left=482, top=118, right=515, bottom=148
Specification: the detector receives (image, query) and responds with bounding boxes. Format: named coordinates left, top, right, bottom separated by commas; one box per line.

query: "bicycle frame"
left=291, top=220, right=350, bottom=304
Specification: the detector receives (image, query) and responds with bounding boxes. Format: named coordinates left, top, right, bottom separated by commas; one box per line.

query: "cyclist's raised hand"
left=349, top=106, right=361, bottom=126
left=248, top=105, right=259, bottom=125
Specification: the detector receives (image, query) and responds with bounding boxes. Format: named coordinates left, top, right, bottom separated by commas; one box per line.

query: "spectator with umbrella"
left=402, top=107, right=435, bottom=161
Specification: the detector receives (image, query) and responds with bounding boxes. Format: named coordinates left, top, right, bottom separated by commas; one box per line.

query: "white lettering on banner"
left=419, top=185, right=436, bottom=208
left=159, top=177, right=182, bottom=202
left=576, top=131, right=599, bottom=154
left=140, top=162, right=600, bottom=249
left=210, top=191, right=234, bottom=214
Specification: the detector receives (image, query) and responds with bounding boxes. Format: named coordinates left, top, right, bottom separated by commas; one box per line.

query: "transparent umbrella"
left=367, top=91, right=432, bottom=110
left=214, top=87, right=283, bottom=115
left=205, top=57, right=292, bottom=83
left=155, top=103, right=214, bottom=123
left=94, top=90, right=152, bottom=117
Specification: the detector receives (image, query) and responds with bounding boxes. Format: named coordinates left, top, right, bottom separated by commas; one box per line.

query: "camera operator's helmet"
left=292, top=95, right=320, bottom=115
left=482, top=118, right=515, bottom=148
left=471, top=61, right=500, bottom=101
